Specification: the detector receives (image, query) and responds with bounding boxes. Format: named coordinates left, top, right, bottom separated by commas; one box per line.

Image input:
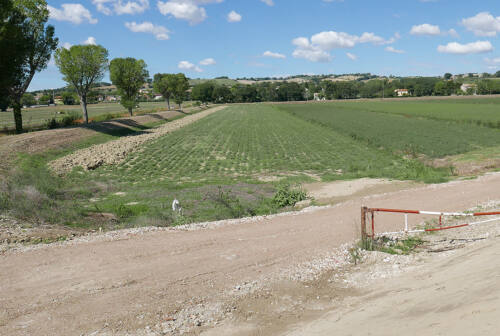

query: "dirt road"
left=1, top=173, right=500, bottom=335
left=287, top=234, right=500, bottom=336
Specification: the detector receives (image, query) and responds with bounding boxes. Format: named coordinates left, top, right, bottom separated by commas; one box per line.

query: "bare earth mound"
left=49, top=106, right=226, bottom=173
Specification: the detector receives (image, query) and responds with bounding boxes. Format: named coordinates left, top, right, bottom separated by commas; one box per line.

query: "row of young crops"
left=278, top=102, right=500, bottom=158
left=100, top=105, right=437, bottom=183
left=84, top=99, right=500, bottom=225
left=327, top=98, right=500, bottom=129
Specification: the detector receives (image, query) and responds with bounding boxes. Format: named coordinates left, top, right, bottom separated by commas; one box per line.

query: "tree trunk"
left=128, top=107, right=133, bottom=116
left=80, top=96, right=89, bottom=123
left=13, top=101, right=23, bottom=134
left=167, top=98, right=170, bottom=110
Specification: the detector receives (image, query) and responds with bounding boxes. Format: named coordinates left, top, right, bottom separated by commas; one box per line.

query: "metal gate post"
left=361, top=206, right=368, bottom=240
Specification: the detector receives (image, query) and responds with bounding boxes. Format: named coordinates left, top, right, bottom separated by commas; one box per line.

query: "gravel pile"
left=49, top=106, right=226, bottom=174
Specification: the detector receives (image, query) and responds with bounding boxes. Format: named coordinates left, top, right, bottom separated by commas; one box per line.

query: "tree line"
left=2, top=0, right=500, bottom=133
left=189, top=75, right=500, bottom=104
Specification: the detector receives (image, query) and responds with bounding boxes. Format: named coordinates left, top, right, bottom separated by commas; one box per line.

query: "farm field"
left=278, top=100, right=500, bottom=157
left=322, top=97, right=500, bottom=128
left=2, top=99, right=500, bottom=229
left=0, top=101, right=180, bottom=130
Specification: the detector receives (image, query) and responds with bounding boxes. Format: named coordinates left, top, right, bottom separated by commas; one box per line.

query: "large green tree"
left=0, top=0, right=26, bottom=104
left=55, top=45, right=109, bottom=123
left=2, top=0, right=57, bottom=133
left=173, top=73, right=189, bottom=110
left=191, top=81, right=215, bottom=105
left=109, top=57, right=149, bottom=116
left=153, top=73, right=176, bottom=110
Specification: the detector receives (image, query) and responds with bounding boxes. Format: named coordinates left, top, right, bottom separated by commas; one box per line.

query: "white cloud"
left=437, top=41, right=493, bottom=54
left=48, top=4, right=98, bottom=24
left=385, top=46, right=405, bottom=54
left=227, top=10, right=242, bottom=22
left=346, top=52, right=357, bottom=60
left=410, top=24, right=460, bottom=37
left=125, top=21, right=170, bottom=40
left=178, top=60, right=203, bottom=72
left=199, top=58, right=216, bottom=65
left=158, top=1, right=207, bottom=25
left=263, top=51, right=286, bottom=59
left=62, top=42, right=72, bottom=49
left=92, top=0, right=149, bottom=15
left=157, top=0, right=223, bottom=25
left=292, top=37, right=332, bottom=62
left=292, top=30, right=396, bottom=62
left=462, top=12, right=500, bottom=37
left=410, top=23, right=441, bottom=36
left=83, top=36, right=97, bottom=45
left=261, top=0, right=274, bottom=5
left=311, top=31, right=358, bottom=49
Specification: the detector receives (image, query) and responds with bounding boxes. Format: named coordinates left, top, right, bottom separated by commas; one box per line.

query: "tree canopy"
left=153, top=73, right=177, bottom=110
left=1, top=0, right=57, bottom=133
left=55, top=44, right=108, bottom=123
left=110, top=57, right=149, bottom=116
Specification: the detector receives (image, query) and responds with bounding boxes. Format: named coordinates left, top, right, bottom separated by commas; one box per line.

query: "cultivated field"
left=278, top=100, right=500, bottom=157
left=0, top=101, right=176, bottom=130
left=324, top=97, right=500, bottom=128
left=3, top=98, right=500, bottom=230
left=1, top=98, right=500, bottom=335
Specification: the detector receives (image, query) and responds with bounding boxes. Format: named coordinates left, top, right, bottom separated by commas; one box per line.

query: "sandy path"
left=1, top=173, right=500, bottom=335
left=286, top=236, right=500, bottom=336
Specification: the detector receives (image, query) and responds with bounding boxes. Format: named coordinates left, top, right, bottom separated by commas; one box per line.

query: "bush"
left=45, top=117, right=58, bottom=129
left=272, top=183, right=307, bottom=207
left=60, top=110, right=82, bottom=126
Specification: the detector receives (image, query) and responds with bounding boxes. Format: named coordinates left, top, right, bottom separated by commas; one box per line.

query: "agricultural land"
left=1, top=96, right=500, bottom=335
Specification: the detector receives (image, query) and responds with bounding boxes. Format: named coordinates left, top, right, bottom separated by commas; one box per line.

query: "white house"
left=394, top=89, right=409, bottom=97
left=460, top=83, right=477, bottom=94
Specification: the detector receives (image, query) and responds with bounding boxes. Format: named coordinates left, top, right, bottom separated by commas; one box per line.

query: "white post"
left=404, top=214, right=408, bottom=232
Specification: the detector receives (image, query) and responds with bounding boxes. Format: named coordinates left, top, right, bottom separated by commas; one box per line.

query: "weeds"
left=359, top=235, right=424, bottom=255
left=271, top=183, right=307, bottom=207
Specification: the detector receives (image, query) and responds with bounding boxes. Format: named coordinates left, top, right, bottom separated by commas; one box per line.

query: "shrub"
left=45, top=117, right=59, bottom=129
left=272, top=183, right=307, bottom=207
left=60, top=110, right=82, bottom=126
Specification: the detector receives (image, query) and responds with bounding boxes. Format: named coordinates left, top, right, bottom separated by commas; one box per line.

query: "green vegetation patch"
left=278, top=102, right=500, bottom=158
left=339, top=98, right=500, bottom=129
left=101, top=104, right=446, bottom=182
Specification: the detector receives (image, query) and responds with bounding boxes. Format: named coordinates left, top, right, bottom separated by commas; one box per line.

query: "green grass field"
left=0, top=101, right=173, bottom=130
left=325, top=98, right=500, bottom=128
left=3, top=98, right=500, bottom=230
left=278, top=101, right=500, bottom=158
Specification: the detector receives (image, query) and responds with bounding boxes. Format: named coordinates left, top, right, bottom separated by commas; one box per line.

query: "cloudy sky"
left=31, top=0, right=500, bottom=90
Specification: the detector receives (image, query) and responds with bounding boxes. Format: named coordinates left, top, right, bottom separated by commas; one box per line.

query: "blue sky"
left=31, top=0, right=500, bottom=90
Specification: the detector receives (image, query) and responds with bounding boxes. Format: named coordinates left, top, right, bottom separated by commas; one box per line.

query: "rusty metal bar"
left=369, top=208, right=420, bottom=214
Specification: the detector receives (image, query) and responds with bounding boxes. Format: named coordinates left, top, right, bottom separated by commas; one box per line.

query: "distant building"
left=394, top=89, right=409, bottom=97
left=460, top=83, right=477, bottom=94
left=105, top=95, right=119, bottom=102
left=313, top=92, right=325, bottom=101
